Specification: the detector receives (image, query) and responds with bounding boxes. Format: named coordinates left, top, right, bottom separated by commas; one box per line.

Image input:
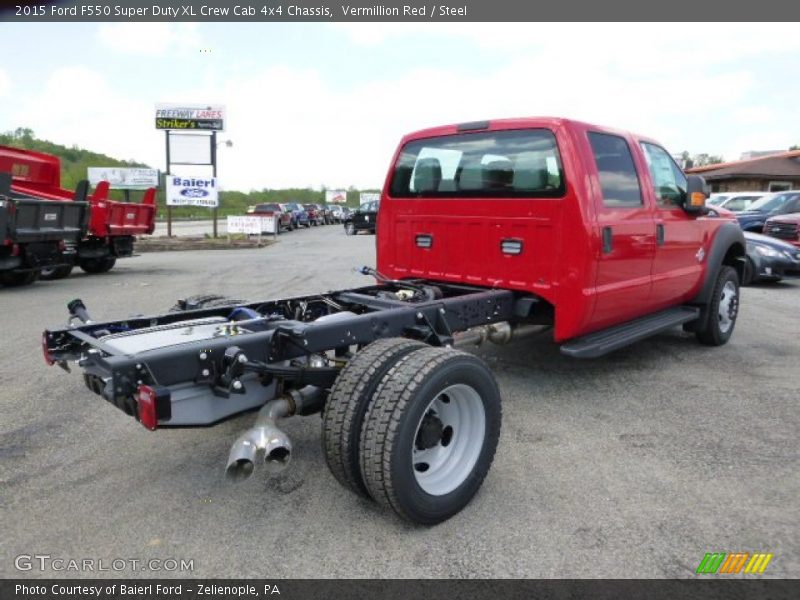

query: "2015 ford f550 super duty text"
left=43, top=118, right=745, bottom=524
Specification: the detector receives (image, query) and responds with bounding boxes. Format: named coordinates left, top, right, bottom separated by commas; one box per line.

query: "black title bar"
left=3, top=0, right=800, bottom=22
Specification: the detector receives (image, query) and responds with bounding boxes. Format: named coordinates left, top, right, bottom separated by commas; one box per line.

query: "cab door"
left=587, top=132, right=657, bottom=328
left=639, top=142, right=706, bottom=307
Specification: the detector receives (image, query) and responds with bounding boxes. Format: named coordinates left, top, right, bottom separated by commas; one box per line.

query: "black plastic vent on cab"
left=457, top=120, right=490, bottom=132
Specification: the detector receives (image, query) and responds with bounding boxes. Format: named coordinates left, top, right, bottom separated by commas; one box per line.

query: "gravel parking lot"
left=1, top=224, right=797, bottom=579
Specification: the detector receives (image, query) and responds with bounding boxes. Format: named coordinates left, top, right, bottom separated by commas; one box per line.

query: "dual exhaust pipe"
left=224, top=386, right=325, bottom=482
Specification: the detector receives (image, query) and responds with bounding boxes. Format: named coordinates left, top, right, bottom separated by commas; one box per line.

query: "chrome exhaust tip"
left=225, top=438, right=258, bottom=482
left=264, top=439, right=292, bottom=474
left=224, top=397, right=294, bottom=482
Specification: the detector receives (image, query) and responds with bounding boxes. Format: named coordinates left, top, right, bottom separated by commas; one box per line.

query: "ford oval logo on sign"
left=181, top=188, right=209, bottom=198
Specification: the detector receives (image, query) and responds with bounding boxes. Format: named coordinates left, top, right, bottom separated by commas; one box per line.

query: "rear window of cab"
left=389, top=129, right=565, bottom=198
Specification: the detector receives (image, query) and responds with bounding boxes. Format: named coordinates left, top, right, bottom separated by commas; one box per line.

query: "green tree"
left=692, top=153, right=724, bottom=167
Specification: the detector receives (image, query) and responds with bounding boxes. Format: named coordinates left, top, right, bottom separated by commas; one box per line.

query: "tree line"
left=1, top=128, right=378, bottom=219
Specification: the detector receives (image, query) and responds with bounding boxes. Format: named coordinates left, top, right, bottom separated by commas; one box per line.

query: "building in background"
left=686, top=151, right=800, bottom=193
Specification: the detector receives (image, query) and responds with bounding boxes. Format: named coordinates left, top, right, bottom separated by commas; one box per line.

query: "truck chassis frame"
left=44, top=280, right=530, bottom=425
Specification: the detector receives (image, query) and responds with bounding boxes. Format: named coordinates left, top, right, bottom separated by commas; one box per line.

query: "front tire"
left=360, top=347, right=502, bottom=525
left=696, top=265, right=739, bottom=346
left=345, top=222, right=355, bottom=236
left=323, top=338, right=427, bottom=498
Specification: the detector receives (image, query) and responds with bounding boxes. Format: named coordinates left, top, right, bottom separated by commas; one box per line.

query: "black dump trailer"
left=0, top=173, right=89, bottom=286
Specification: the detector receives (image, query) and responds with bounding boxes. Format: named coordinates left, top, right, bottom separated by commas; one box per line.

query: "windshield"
left=708, top=195, right=729, bottom=206
left=257, top=203, right=281, bottom=212
left=389, top=128, right=565, bottom=198
left=747, top=193, right=795, bottom=212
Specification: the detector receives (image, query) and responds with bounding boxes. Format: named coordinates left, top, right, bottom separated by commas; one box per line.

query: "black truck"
left=1, top=173, right=89, bottom=286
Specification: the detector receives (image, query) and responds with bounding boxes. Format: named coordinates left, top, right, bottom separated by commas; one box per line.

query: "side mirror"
left=682, top=175, right=709, bottom=215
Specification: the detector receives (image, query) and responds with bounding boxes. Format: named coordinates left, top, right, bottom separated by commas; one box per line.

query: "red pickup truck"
left=1, top=145, right=156, bottom=279
left=44, top=117, right=744, bottom=524
left=764, top=212, right=800, bottom=247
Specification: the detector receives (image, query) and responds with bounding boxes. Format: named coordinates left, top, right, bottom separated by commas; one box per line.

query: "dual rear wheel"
left=322, top=338, right=502, bottom=525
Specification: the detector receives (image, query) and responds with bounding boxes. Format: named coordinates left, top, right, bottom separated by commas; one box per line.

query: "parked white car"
left=708, top=192, right=766, bottom=212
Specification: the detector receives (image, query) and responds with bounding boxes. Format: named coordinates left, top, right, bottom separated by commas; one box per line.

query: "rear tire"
left=696, top=265, right=739, bottom=346
left=79, top=257, right=116, bottom=274
left=40, top=264, right=74, bottom=280
left=1, top=270, right=39, bottom=287
left=360, top=347, right=502, bottom=525
left=322, top=338, right=427, bottom=498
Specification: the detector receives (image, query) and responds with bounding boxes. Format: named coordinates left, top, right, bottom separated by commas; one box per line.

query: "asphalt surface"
left=1, top=224, right=798, bottom=579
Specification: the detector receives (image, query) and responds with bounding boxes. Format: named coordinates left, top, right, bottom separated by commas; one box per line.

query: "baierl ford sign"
left=166, top=176, right=219, bottom=208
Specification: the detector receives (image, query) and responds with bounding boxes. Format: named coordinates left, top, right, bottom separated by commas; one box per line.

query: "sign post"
left=165, top=130, right=172, bottom=237
left=211, top=131, right=218, bottom=239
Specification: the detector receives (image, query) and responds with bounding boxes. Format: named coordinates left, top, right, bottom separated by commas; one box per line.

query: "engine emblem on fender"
left=696, top=247, right=706, bottom=262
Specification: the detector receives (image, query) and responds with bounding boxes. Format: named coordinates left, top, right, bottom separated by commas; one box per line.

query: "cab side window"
left=640, top=142, right=687, bottom=209
left=588, top=132, right=642, bottom=208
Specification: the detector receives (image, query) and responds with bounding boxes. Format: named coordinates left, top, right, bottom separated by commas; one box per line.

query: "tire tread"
left=322, top=337, right=426, bottom=498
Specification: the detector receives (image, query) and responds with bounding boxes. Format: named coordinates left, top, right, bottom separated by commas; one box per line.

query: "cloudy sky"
left=2, top=23, right=799, bottom=191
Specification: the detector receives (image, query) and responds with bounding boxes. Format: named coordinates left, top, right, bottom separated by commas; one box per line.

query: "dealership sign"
left=360, top=192, right=380, bottom=205
left=155, top=104, right=225, bottom=131
left=87, top=167, right=159, bottom=190
left=227, top=215, right=277, bottom=235
left=166, top=176, right=219, bottom=207
left=325, top=190, right=347, bottom=204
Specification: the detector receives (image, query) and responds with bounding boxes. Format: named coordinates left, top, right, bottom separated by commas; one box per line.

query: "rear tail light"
left=58, top=240, right=66, bottom=251
left=42, top=332, right=55, bottom=366
left=136, top=384, right=171, bottom=431
left=11, top=244, right=20, bottom=257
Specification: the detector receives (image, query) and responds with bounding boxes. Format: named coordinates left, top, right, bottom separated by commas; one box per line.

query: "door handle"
left=656, top=223, right=665, bottom=246
left=602, top=227, right=613, bottom=254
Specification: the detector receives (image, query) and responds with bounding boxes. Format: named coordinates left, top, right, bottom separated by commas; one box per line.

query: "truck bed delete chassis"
left=44, top=281, right=524, bottom=428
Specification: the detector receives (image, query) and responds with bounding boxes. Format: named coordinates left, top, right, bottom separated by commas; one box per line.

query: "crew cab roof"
left=400, top=117, right=658, bottom=146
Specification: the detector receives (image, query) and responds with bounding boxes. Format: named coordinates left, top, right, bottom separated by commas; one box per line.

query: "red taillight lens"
left=42, top=332, right=55, bottom=366
left=58, top=240, right=66, bottom=251
left=11, top=244, right=20, bottom=257
left=137, top=385, right=159, bottom=431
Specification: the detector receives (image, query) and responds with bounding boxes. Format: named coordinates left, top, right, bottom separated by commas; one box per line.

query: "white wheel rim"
left=718, top=280, right=737, bottom=334
left=411, top=383, right=485, bottom=496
